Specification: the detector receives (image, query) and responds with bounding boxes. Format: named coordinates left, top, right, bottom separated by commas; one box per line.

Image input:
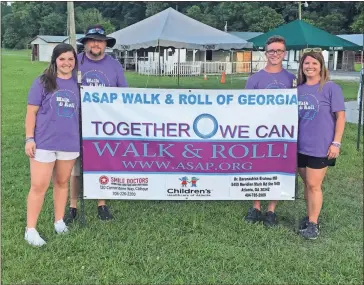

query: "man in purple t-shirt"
left=66, top=25, right=128, bottom=223
left=244, top=35, right=296, bottom=227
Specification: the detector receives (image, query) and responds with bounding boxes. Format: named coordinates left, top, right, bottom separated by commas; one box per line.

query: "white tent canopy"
left=108, top=7, right=252, bottom=51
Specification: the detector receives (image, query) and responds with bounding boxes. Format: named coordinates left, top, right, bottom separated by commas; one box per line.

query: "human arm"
left=25, top=105, right=39, bottom=158
left=327, top=83, right=346, bottom=159
left=25, top=78, right=43, bottom=158
left=327, top=111, right=345, bottom=159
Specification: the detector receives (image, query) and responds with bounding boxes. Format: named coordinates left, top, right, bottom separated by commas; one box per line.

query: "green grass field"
left=1, top=49, right=363, bottom=285
left=354, top=63, right=362, bottom=72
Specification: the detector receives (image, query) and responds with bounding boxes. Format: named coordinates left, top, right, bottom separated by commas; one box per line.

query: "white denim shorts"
left=71, top=157, right=81, bottom=176
left=34, top=149, right=80, bottom=163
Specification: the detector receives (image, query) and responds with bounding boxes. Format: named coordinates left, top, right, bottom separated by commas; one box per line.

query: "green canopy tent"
left=248, top=19, right=362, bottom=51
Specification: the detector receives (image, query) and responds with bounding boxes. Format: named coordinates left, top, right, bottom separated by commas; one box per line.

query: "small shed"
left=30, top=35, right=84, bottom=62
left=337, top=34, right=364, bottom=68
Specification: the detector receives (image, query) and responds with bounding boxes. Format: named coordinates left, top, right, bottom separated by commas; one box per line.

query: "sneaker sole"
left=244, top=218, right=261, bottom=224
left=263, top=222, right=277, bottom=227
left=98, top=216, right=114, bottom=221
left=305, top=235, right=319, bottom=240
left=299, top=224, right=321, bottom=233
left=299, top=231, right=320, bottom=240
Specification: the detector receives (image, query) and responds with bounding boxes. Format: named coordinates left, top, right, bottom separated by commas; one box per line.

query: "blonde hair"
left=297, top=52, right=329, bottom=90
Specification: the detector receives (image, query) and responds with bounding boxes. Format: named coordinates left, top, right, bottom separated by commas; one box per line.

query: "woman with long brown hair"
left=296, top=49, right=346, bottom=240
left=24, top=43, right=80, bottom=246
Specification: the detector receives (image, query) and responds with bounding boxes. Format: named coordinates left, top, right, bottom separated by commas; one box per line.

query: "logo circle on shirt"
left=82, top=70, right=110, bottom=87
left=50, top=89, right=78, bottom=118
left=266, top=80, right=288, bottom=89
left=298, top=93, right=320, bottom=120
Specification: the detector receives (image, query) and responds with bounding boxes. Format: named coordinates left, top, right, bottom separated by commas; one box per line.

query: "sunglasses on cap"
left=303, top=47, right=322, bottom=53
left=86, top=27, right=105, bottom=35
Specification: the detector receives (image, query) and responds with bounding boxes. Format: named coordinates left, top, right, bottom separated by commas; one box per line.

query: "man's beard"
left=89, top=48, right=102, bottom=57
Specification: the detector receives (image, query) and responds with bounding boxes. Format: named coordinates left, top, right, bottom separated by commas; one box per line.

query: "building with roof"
left=29, top=34, right=84, bottom=62
left=337, top=34, right=363, bottom=67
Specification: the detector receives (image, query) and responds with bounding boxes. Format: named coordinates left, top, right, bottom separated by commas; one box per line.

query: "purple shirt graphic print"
left=53, top=89, right=78, bottom=117
left=77, top=53, right=128, bottom=87
left=297, top=81, right=345, bottom=157
left=298, top=93, right=319, bottom=120
left=245, top=69, right=296, bottom=89
left=27, top=77, right=80, bottom=152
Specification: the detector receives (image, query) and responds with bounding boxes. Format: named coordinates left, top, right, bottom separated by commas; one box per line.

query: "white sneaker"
left=54, top=219, right=69, bottom=234
left=24, top=228, right=46, bottom=247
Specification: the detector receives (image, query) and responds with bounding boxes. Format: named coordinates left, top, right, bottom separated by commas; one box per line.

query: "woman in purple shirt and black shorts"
left=296, top=49, right=346, bottom=240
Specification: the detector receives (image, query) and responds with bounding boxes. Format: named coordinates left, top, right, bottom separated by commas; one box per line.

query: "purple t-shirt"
left=297, top=81, right=345, bottom=157
left=27, top=77, right=80, bottom=152
left=245, top=69, right=296, bottom=89
left=77, top=53, right=128, bottom=87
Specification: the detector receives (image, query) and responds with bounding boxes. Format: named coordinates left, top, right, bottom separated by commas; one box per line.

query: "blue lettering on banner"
left=83, top=92, right=118, bottom=103
left=193, top=114, right=218, bottom=139
left=83, top=92, right=161, bottom=104
left=121, top=93, right=160, bottom=104
left=179, top=94, right=213, bottom=105
left=238, top=94, right=297, bottom=105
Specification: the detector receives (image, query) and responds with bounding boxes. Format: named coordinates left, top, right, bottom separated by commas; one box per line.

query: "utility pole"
left=67, top=1, right=77, bottom=51
left=298, top=1, right=302, bottom=20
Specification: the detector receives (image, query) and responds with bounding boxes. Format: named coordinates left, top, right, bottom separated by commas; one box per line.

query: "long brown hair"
left=40, top=43, right=78, bottom=93
left=297, top=52, right=329, bottom=90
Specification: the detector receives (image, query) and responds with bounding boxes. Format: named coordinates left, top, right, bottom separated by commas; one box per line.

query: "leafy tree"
left=75, top=7, right=115, bottom=34
left=245, top=6, right=285, bottom=32
left=145, top=2, right=170, bottom=17
left=315, top=13, right=347, bottom=34
left=186, top=5, right=203, bottom=22
left=351, top=2, right=364, bottom=33
left=2, top=1, right=364, bottom=49
left=40, top=12, right=67, bottom=36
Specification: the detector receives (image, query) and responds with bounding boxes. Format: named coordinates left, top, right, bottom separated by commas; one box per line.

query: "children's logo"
left=51, top=89, right=77, bottom=118
left=179, top=176, right=189, bottom=187
left=179, top=176, right=200, bottom=187
left=83, top=70, right=110, bottom=87
left=299, top=94, right=319, bottom=120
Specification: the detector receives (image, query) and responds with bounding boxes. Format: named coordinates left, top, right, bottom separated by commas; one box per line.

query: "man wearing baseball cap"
left=65, top=24, right=128, bottom=223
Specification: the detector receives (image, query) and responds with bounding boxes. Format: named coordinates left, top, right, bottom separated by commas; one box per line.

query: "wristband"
left=331, top=142, right=341, bottom=148
left=25, top=137, right=34, bottom=143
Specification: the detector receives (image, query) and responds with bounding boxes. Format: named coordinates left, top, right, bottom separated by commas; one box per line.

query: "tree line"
left=1, top=1, right=363, bottom=49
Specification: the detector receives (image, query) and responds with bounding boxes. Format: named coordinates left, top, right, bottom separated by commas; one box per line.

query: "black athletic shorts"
left=297, top=153, right=336, bottom=169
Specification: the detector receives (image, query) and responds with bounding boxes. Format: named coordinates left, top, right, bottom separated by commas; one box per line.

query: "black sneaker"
left=98, top=205, right=113, bottom=221
left=64, top=207, right=77, bottom=225
left=244, top=208, right=262, bottom=224
left=263, top=211, right=277, bottom=227
left=298, top=216, right=309, bottom=232
left=300, top=222, right=320, bottom=240
left=299, top=216, right=320, bottom=232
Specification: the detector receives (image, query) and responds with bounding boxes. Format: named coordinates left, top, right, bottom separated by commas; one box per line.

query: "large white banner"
left=81, top=86, right=298, bottom=200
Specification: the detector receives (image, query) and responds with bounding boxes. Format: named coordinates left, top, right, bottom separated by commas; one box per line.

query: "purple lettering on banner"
left=82, top=140, right=297, bottom=174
